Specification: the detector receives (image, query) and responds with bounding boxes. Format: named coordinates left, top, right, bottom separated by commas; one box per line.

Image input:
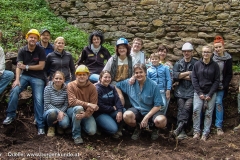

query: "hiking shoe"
left=65, top=128, right=72, bottom=134
left=177, top=130, right=188, bottom=140
left=116, top=130, right=123, bottom=137
left=201, top=134, right=209, bottom=141
left=187, top=128, right=194, bottom=136
left=47, top=127, right=55, bottom=137
left=57, top=126, right=64, bottom=135
left=112, top=133, right=120, bottom=139
left=3, top=117, right=14, bottom=125
left=233, top=124, right=240, bottom=131
left=38, top=128, right=45, bottom=135
left=151, top=129, right=159, bottom=140
left=193, top=132, right=200, bottom=139
left=217, top=128, right=224, bottom=135
left=74, top=137, right=83, bottom=145
left=131, top=126, right=141, bottom=140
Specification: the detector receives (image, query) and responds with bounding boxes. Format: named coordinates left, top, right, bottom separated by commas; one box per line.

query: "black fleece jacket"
left=191, top=58, right=220, bottom=98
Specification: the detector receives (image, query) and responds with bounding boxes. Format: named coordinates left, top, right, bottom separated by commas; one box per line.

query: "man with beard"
left=37, top=29, right=54, bottom=56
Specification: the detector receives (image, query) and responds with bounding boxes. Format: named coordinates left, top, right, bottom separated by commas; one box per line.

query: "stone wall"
left=47, top=0, right=240, bottom=62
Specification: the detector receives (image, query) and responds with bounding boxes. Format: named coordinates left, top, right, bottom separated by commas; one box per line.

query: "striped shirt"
left=44, top=81, right=68, bottom=112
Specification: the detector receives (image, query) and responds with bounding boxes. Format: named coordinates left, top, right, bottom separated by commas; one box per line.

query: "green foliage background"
left=0, top=0, right=115, bottom=61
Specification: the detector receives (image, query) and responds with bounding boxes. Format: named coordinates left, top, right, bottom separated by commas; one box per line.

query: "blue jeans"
left=95, top=110, right=125, bottom=135
left=193, top=92, right=216, bottom=136
left=160, top=90, right=170, bottom=115
left=67, top=106, right=96, bottom=139
left=6, top=75, right=45, bottom=128
left=89, top=74, right=99, bottom=83
left=0, top=70, right=14, bottom=94
left=43, top=109, right=70, bottom=129
left=215, top=90, right=224, bottom=128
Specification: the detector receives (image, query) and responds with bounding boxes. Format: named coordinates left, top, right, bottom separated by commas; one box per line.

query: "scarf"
left=91, top=44, right=101, bottom=55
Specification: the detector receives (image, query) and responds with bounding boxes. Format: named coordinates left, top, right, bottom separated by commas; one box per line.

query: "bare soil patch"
left=0, top=95, right=239, bottom=159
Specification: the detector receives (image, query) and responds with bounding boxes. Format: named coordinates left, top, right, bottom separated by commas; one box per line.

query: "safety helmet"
left=75, top=65, right=90, bottom=74
left=116, top=38, right=128, bottom=46
left=26, top=29, right=40, bottom=40
left=182, top=42, right=193, bottom=51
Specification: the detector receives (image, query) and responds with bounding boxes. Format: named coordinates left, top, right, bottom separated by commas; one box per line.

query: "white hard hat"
left=182, top=42, right=193, bottom=51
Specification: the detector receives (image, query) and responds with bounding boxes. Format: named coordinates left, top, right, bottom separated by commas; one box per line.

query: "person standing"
left=0, top=46, right=14, bottom=94
left=192, top=45, right=220, bottom=141
left=103, top=38, right=133, bottom=107
left=36, top=29, right=54, bottom=56
left=75, top=31, right=111, bottom=83
left=45, top=37, right=75, bottom=84
left=157, top=44, right=173, bottom=80
left=147, top=53, right=171, bottom=115
left=233, top=83, right=240, bottom=131
left=212, top=35, right=233, bottom=135
left=3, top=29, right=46, bottom=135
left=172, top=42, right=198, bottom=139
left=130, top=37, right=145, bottom=66
left=67, top=65, right=98, bottom=144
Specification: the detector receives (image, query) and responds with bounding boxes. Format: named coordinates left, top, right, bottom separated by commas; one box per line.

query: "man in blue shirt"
left=116, top=63, right=167, bottom=140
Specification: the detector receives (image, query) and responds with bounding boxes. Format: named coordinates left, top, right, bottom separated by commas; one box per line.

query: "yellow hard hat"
left=75, top=65, right=90, bottom=74
left=26, top=29, right=40, bottom=40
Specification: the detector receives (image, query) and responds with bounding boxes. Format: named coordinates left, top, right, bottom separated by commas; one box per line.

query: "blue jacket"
left=116, top=78, right=164, bottom=115
left=147, top=64, right=172, bottom=91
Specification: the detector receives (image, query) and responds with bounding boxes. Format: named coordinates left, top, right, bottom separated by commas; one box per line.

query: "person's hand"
left=17, top=62, right=26, bottom=70
left=140, top=116, right=149, bottom=129
left=57, top=111, right=65, bottom=121
left=116, top=112, right=123, bottom=123
left=199, top=94, right=205, bottom=100
left=205, top=96, right=211, bottom=101
left=128, top=77, right=136, bottom=85
left=12, top=80, right=20, bottom=88
left=88, top=103, right=99, bottom=111
left=166, top=90, right=170, bottom=100
left=76, top=111, right=85, bottom=120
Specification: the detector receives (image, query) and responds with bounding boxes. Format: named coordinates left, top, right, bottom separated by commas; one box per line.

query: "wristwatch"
left=26, top=65, right=29, bottom=71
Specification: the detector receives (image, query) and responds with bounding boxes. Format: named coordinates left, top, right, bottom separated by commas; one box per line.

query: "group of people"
left=0, top=28, right=238, bottom=145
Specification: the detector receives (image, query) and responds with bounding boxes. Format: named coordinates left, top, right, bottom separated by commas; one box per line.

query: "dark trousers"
left=177, top=98, right=193, bottom=125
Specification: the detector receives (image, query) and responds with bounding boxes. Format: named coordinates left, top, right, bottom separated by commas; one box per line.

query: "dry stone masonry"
left=47, top=0, right=240, bottom=62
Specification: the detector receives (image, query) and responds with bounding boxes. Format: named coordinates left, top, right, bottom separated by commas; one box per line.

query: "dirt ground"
left=0, top=94, right=240, bottom=160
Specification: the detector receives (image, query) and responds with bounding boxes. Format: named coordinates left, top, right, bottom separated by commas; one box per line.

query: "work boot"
left=177, top=130, right=188, bottom=140
left=131, top=125, right=141, bottom=140
left=151, top=128, right=159, bottom=140
left=57, top=126, right=64, bottom=135
left=173, top=122, right=184, bottom=137
left=47, top=127, right=55, bottom=137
